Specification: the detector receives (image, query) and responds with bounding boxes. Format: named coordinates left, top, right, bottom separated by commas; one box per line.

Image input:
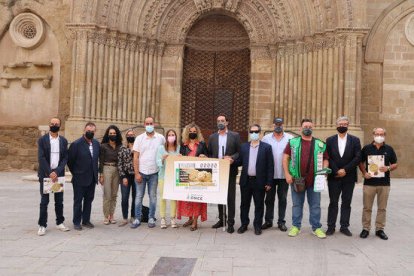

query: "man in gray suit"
left=208, top=114, right=241, bottom=233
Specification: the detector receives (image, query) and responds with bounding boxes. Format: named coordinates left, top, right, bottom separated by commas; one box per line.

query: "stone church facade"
left=0, top=0, right=412, bottom=177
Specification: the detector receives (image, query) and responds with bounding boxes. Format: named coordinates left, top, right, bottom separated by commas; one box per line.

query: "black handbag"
left=293, top=138, right=314, bottom=193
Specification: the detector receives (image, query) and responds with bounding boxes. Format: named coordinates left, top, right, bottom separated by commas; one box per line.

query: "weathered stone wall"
left=367, top=0, right=395, bottom=27
left=0, top=0, right=73, bottom=127
left=0, top=126, right=39, bottom=171
left=362, top=1, right=414, bottom=177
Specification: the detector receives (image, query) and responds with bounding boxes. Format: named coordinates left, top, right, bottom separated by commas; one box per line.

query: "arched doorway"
left=180, top=14, right=250, bottom=141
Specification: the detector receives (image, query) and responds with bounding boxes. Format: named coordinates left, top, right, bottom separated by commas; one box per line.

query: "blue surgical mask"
left=249, top=132, right=260, bottom=141
left=217, top=123, right=225, bottom=130
left=145, top=125, right=154, bottom=133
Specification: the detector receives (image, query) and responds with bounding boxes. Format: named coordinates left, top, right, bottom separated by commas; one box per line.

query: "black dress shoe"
left=340, top=228, right=352, bottom=237
left=227, top=225, right=234, bottom=234
left=376, top=230, right=388, bottom=240
left=74, top=224, right=82, bottom=231
left=261, top=222, right=273, bottom=230
left=212, top=221, right=224, bottom=229
left=326, top=228, right=335, bottom=236
left=82, top=222, right=95, bottom=229
left=237, top=225, right=248, bottom=234
left=254, top=227, right=262, bottom=235
left=277, top=223, right=287, bottom=232
left=359, top=229, right=369, bottom=238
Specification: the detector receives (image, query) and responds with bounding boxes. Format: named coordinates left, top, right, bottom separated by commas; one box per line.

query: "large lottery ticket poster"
left=163, top=156, right=230, bottom=204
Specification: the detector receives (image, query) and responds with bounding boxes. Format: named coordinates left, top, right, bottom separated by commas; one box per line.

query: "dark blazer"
left=180, top=141, right=208, bottom=157
left=37, top=134, right=68, bottom=180
left=207, top=130, right=241, bottom=176
left=326, top=134, right=361, bottom=182
left=68, top=136, right=100, bottom=186
left=236, top=141, right=274, bottom=188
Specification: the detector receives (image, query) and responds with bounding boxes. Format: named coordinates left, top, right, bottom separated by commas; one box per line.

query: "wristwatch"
left=387, top=166, right=391, bottom=172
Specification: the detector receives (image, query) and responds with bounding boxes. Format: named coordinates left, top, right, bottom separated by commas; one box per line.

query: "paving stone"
left=0, top=172, right=413, bottom=275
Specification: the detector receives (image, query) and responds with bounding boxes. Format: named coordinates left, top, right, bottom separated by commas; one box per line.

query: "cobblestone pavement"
left=0, top=172, right=413, bottom=275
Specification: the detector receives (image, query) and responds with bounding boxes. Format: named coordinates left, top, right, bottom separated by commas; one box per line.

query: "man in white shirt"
left=261, top=117, right=293, bottom=231
left=37, top=118, right=69, bottom=236
left=325, top=116, right=361, bottom=236
left=131, top=116, right=165, bottom=228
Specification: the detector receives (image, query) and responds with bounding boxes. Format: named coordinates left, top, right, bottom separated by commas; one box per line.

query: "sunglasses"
left=249, top=130, right=260, bottom=134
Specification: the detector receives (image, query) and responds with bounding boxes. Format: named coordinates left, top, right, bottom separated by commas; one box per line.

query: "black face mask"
left=50, top=125, right=60, bottom=133
left=217, top=123, right=226, bottom=130
left=108, top=135, right=117, bottom=142
left=274, top=126, right=283, bottom=133
left=85, top=131, right=94, bottom=140
left=126, top=136, right=135, bottom=143
left=302, top=128, right=312, bottom=137
left=189, top=133, right=197, bottom=140
left=337, top=126, right=348, bottom=134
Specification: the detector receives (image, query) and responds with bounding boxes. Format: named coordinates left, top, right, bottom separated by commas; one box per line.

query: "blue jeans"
left=135, top=172, right=158, bottom=220
left=291, top=186, right=322, bottom=230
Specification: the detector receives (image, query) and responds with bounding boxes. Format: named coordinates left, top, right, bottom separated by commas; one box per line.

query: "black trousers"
left=120, top=174, right=136, bottom=219
left=38, top=179, right=64, bottom=227
left=72, top=181, right=96, bottom=226
left=327, top=177, right=355, bottom=229
left=240, top=177, right=265, bottom=229
left=264, top=179, right=289, bottom=225
left=218, top=174, right=237, bottom=226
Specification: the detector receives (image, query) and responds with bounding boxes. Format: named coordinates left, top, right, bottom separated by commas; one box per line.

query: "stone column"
left=90, top=39, right=99, bottom=119
left=69, top=29, right=89, bottom=119
left=127, top=36, right=137, bottom=123
left=155, top=42, right=165, bottom=122
left=159, top=44, right=184, bottom=129
left=137, top=38, right=147, bottom=122
left=96, top=36, right=105, bottom=120
left=147, top=40, right=156, bottom=118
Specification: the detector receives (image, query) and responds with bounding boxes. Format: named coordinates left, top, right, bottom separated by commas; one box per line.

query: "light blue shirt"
left=218, top=132, right=228, bottom=159
left=156, top=144, right=180, bottom=180
left=262, top=132, right=293, bottom=179
left=248, top=143, right=260, bottom=176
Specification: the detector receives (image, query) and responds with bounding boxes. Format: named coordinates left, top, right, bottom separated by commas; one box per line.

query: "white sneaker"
left=56, top=223, right=70, bottom=232
left=160, top=218, right=167, bottom=229
left=171, top=218, right=178, bottom=228
left=37, top=226, right=46, bottom=236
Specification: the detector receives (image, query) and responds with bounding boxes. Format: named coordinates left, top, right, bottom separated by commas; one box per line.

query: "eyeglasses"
left=249, top=130, right=260, bottom=134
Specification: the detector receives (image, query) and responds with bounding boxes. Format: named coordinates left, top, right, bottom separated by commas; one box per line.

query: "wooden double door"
left=181, top=47, right=251, bottom=142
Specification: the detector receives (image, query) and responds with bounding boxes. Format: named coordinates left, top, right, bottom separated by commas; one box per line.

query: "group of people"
left=37, top=114, right=398, bottom=241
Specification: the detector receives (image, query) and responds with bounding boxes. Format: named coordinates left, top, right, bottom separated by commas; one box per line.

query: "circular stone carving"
left=405, top=13, right=414, bottom=46
left=9, top=13, right=45, bottom=49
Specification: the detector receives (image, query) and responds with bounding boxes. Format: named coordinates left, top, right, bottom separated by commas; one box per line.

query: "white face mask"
left=374, top=136, right=385, bottom=144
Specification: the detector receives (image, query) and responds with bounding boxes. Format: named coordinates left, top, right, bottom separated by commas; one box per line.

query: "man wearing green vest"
left=283, top=118, right=329, bottom=239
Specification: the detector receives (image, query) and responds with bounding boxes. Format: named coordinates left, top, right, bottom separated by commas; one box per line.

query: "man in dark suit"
left=68, top=122, right=100, bottom=230
left=208, top=114, right=241, bottom=233
left=37, top=117, right=69, bottom=236
left=326, top=116, right=361, bottom=236
left=236, top=124, right=274, bottom=235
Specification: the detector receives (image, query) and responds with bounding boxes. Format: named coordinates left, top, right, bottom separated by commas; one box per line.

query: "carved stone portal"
left=181, top=14, right=250, bottom=141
